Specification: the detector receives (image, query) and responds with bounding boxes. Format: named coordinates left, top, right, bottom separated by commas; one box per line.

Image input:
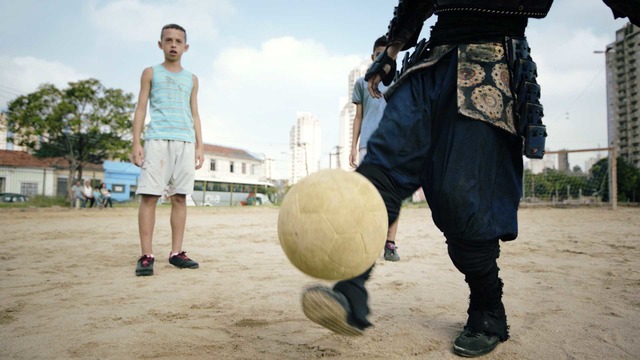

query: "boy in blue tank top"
left=131, top=24, right=204, bottom=276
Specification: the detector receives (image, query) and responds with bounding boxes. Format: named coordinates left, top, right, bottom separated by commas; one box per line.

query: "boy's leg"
left=136, top=194, right=159, bottom=276
left=167, top=141, right=198, bottom=269
left=170, top=194, right=187, bottom=253
left=138, top=194, right=159, bottom=255
left=384, top=218, right=401, bottom=261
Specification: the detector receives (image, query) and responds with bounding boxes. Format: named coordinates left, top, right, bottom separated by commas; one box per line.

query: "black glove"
left=365, top=46, right=397, bottom=86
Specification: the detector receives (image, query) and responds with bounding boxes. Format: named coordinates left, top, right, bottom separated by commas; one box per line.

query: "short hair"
left=161, top=24, right=187, bottom=42
left=373, top=35, right=389, bottom=52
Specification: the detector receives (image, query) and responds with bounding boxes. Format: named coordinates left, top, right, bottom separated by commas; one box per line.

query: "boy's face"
left=371, top=45, right=386, bottom=61
left=158, top=28, right=189, bottom=61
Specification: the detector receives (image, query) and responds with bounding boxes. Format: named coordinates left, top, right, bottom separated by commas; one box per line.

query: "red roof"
left=203, top=144, right=260, bottom=161
left=0, top=151, right=103, bottom=170
left=0, top=150, right=52, bottom=168
left=43, top=157, right=103, bottom=171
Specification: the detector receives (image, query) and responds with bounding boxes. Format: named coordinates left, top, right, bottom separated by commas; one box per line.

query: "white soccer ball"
left=278, top=169, right=388, bottom=280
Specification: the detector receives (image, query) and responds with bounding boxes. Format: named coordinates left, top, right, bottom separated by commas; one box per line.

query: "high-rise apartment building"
left=605, top=22, right=640, bottom=168
left=290, top=112, right=321, bottom=184
left=338, top=60, right=370, bottom=170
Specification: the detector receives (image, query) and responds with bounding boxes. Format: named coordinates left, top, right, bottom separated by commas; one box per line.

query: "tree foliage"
left=4, top=79, right=135, bottom=186
left=590, top=156, right=640, bottom=202
left=524, top=156, right=640, bottom=203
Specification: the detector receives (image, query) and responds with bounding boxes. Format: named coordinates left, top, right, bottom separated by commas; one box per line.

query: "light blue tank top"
left=145, top=64, right=195, bottom=142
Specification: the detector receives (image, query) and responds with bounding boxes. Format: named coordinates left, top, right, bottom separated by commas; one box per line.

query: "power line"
left=0, top=83, right=23, bottom=95
left=547, top=66, right=605, bottom=122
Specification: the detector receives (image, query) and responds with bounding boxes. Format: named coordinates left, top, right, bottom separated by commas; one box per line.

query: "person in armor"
left=301, top=0, right=640, bottom=357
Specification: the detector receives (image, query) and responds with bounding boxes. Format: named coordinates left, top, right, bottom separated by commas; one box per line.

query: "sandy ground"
left=0, top=205, right=639, bottom=359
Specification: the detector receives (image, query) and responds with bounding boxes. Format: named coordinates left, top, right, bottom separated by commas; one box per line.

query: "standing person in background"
left=70, top=180, right=85, bottom=209
left=130, top=23, right=204, bottom=277
left=350, top=35, right=401, bottom=262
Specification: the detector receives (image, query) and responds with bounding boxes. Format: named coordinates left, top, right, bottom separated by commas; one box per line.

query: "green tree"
left=589, top=156, right=640, bottom=202
left=4, top=79, right=135, bottom=197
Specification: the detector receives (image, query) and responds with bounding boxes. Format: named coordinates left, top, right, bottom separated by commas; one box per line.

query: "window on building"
left=20, top=182, right=38, bottom=197
left=242, top=163, right=246, bottom=174
left=251, top=165, right=255, bottom=175
left=230, top=161, right=235, bottom=173
left=0, top=177, right=5, bottom=193
left=112, top=184, right=125, bottom=193
left=210, top=159, right=216, bottom=171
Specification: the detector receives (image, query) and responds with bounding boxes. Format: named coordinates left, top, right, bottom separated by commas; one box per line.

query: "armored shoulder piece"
left=386, top=0, right=435, bottom=50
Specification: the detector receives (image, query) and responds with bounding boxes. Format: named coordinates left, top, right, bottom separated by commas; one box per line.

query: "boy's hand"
left=349, top=148, right=358, bottom=168
left=131, top=143, right=144, bottom=167
left=195, top=145, right=204, bottom=170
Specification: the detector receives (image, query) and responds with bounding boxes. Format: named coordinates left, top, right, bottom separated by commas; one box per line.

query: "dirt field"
left=1, top=205, right=638, bottom=359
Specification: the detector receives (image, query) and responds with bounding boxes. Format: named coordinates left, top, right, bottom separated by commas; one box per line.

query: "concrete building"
left=338, top=60, right=370, bottom=170
left=0, top=113, right=6, bottom=150
left=198, top=144, right=266, bottom=183
left=0, top=113, right=29, bottom=152
left=290, top=112, right=321, bottom=184
left=605, top=22, right=640, bottom=168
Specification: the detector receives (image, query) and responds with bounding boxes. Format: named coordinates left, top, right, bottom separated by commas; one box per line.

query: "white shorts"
left=136, top=140, right=195, bottom=196
left=358, top=147, right=368, bottom=164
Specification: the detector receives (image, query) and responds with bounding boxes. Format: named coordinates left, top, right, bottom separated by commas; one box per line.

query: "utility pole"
left=266, top=157, right=273, bottom=179
left=335, top=146, right=342, bottom=169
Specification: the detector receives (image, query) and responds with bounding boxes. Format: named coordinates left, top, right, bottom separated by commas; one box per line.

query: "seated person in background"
left=93, top=187, right=104, bottom=208
left=100, top=183, right=113, bottom=208
left=82, top=180, right=95, bottom=208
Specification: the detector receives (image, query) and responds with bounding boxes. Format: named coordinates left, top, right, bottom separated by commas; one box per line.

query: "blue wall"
left=103, top=161, right=141, bottom=202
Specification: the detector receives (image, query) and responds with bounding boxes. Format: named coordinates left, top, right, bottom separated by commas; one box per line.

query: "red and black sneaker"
left=136, top=254, right=154, bottom=276
left=169, top=251, right=199, bottom=269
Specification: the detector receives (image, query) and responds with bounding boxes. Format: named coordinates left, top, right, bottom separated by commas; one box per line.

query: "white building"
left=524, top=152, right=558, bottom=174
left=198, top=144, right=266, bottom=184
left=338, top=60, right=370, bottom=170
left=290, top=112, right=321, bottom=184
left=0, top=114, right=6, bottom=150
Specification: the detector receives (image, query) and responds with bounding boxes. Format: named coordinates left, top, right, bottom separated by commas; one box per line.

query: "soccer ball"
left=278, top=169, right=388, bottom=280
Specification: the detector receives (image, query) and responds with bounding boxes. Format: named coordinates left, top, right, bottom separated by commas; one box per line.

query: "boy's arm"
left=131, top=67, right=153, bottom=167
left=191, top=74, right=204, bottom=170
left=349, top=103, right=363, bottom=168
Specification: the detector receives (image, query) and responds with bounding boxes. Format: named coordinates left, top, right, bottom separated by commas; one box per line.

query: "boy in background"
left=131, top=24, right=204, bottom=276
left=350, top=35, right=400, bottom=262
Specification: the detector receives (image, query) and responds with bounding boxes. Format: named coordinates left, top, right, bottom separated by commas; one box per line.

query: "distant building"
left=199, top=144, right=266, bottom=184
left=605, top=22, right=640, bottom=168
left=524, top=152, right=557, bottom=174
left=290, top=112, right=321, bottom=184
left=0, top=113, right=30, bottom=152
left=0, top=113, right=7, bottom=150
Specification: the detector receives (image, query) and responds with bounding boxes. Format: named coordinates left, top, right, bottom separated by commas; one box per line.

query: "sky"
left=0, top=0, right=631, bottom=178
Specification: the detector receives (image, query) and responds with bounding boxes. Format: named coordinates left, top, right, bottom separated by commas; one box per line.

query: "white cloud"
left=88, top=0, right=233, bottom=43
left=199, top=36, right=363, bottom=167
left=0, top=56, right=87, bottom=106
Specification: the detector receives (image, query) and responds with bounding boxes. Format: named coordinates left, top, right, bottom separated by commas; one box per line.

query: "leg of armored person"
left=447, top=238, right=508, bottom=357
